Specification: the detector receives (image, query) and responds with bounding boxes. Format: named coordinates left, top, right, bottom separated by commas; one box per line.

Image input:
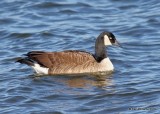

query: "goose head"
left=95, top=31, right=120, bottom=62
left=100, top=32, right=120, bottom=47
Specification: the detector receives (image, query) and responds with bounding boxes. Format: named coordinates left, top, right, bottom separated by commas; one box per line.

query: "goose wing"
left=26, top=50, right=96, bottom=68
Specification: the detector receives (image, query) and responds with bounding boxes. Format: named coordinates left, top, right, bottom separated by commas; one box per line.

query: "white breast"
left=98, top=58, right=114, bottom=71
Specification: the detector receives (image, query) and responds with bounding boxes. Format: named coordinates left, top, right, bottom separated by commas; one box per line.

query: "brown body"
left=26, top=51, right=109, bottom=75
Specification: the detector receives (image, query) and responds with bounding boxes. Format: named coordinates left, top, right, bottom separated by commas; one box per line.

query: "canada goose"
left=16, top=32, right=120, bottom=75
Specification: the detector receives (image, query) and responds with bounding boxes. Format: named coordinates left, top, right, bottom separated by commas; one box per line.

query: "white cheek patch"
left=104, top=35, right=112, bottom=46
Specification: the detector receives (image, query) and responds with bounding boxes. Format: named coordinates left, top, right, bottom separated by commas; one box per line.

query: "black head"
left=95, top=31, right=121, bottom=62
left=98, top=32, right=120, bottom=46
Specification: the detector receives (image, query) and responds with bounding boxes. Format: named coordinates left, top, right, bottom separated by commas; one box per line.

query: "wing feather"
left=26, top=50, right=96, bottom=69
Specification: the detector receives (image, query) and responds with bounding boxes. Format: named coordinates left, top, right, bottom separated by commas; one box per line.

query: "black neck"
left=94, top=36, right=107, bottom=62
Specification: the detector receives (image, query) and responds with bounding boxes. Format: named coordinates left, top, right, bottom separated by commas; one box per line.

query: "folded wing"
left=26, top=50, right=96, bottom=68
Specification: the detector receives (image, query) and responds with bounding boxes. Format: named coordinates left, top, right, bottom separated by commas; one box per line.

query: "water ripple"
left=0, top=0, right=160, bottom=114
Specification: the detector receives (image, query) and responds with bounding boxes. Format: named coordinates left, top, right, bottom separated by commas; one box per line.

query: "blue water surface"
left=0, top=0, right=160, bottom=114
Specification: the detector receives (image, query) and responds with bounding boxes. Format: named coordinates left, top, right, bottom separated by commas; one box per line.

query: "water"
left=0, top=0, right=160, bottom=114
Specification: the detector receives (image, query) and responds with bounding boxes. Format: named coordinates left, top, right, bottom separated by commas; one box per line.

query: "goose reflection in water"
left=31, top=73, right=113, bottom=88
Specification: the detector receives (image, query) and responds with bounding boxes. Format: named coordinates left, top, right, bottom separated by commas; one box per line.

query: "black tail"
left=16, top=58, right=34, bottom=66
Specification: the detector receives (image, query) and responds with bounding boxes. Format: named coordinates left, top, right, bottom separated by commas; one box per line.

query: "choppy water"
left=0, top=0, right=160, bottom=114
